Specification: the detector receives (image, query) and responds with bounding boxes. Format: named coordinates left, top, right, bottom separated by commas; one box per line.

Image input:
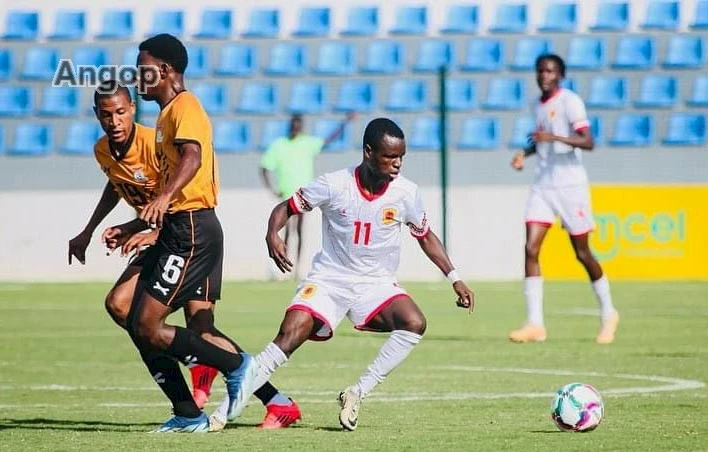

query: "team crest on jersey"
left=156, top=126, right=163, bottom=143
left=133, top=169, right=148, bottom=183
left=381, top=207, right=398, bottom=225
left=300, top=284, right=317, bottom=300
left=549, top=110, right=556, bottom=119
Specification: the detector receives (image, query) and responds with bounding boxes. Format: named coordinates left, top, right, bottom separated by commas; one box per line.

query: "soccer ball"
left=550, top=383, right=604, bottom=432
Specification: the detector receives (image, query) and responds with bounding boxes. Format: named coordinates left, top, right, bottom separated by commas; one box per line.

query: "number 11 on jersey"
left=353, top=221, right=371, bottom=245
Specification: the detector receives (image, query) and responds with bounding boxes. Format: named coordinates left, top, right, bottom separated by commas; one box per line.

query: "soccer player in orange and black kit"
left=118, top=34, right=300, bottom=432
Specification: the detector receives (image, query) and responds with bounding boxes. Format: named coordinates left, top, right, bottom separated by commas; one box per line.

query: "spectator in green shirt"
left=261, top=112, right=356, bottom=276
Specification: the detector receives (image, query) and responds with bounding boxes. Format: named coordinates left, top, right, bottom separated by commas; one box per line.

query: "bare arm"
left=323, top=112, right=357, bottom=147
left=260, top=167, right=281, bottom=198
left=68, top=182, right=121, bottom=264
left=265, top=200, right=296, bottom=272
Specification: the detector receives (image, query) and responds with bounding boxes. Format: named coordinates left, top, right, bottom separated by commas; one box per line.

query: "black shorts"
left=139, top=208, right=223, bottom=309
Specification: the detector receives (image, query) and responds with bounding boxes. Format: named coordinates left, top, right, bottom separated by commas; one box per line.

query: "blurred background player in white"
left=260, top=112, right=356, bottom=278
left=211, top=118, right=475, bottom=431
left=509, top=54, right=619, bottom=345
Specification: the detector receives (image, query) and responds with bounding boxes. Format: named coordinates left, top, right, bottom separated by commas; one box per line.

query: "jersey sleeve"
left=260, top=142, right=279, bottom=171
left=288, top=174, right=330, bottom=214
left=173, top=103, right=209, bottom=145
left=404, top=188, right=430, bottom=239
left=566, top=94, right=590, bottom=133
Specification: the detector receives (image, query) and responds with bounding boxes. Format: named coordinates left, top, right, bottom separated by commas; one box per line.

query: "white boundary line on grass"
left=0, top=366, right=703, bottom=409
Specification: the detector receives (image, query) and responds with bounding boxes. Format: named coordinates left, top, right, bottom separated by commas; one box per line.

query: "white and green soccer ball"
left=550, top=383, right=604, bottom=432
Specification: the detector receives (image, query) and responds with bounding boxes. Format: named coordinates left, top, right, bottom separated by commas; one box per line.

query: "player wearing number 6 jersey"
left=210, top=118, right=475, bottom=432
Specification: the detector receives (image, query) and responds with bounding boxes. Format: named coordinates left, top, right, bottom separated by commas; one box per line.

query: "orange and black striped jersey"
left=94, top=123, right=159, bottom=211
left=154, top=91, right=219, bottom=212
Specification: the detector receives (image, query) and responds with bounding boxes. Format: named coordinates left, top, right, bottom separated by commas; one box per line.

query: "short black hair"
left=94, top=81, right=132, bottom=106
left=291, top=113, right=303, bottom=122
left=138, top=33, right=188, bottom=74
left=363, top=118, right=405, bottom=151
left=535, top=53, right=566, bottom=77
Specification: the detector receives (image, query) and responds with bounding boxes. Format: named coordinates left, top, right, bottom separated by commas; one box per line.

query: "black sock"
left=254, top=382, right=279, bottom=405
left=167, top=326, right=242, bottom=374
left=140, top=349, right=201, bottom=418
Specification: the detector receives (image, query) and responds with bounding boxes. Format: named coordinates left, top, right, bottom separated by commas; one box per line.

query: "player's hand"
left=266, top=233, right=293, bottom=273
left=68, top=230, right=92, bottom=265
left=140, top=194, right=170, bottom=230
left=101, top=226, right=130, bottom=251
left=121, top=229, right=159, bottom=257
left=531, top=130, right=555, bottom=143
left=453, top=280, right=475, bottom=314
left=511, top=151, right=525, bottom=171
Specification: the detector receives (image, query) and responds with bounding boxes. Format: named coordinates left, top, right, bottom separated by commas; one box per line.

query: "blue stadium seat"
left=213, top=120, right=251, bottom=153
left=510, top=38, right=551, bottom=71
left=48, top=10, right=85, bottom=40
left=0, top=86, right=32, bottom=117
left=413, top=40, right=454, bottom=72
left=662, top=113, right=706, bottom=145
left=590, top=2, right=629, bottom=31
left=137, top=97, right=160, bottom=116
left=315, top=119, right=351, bottom=152
left=259, top=120, right=290, bottom=150
left=692, top=0, right=708, bottom=29
left=509, top=116, right=535, bottom=149
left=9, top=124, right=52, bottom=156
left=237, top=82, right=277, bottom=114
left=38, top=86, right=79, bottom=117
left=121, top=45, right=138, bottom=66
left=293, top=7, right=330, bottom=37
left=560, top=78, right=577, bottom=92
left=385, top=80, right=427, bottom=112
left=409, top=117, right=441, bottom=150
left=313, top=42, right=355, bottom=76
left=538, top=2, right=577, bottom=32
left=185, top=45, right=210, bottom=78
left=458, top=117, right=499, bottom=150
left=587, top=76, right=627, bottom=109
left=0, top=49, right=12, bottom=80
left=264, top=43, right=306, bottom=76
left=482, top=78, right=525, bottom=110
left=489, top=4, right=528, bottom=33
left=96, top=10, right=133, bottom=40
left=441, top=5, right=478, bottom=34
left=686, top=75, right=708, bottom=107
left=193, top=9, right=232, bottom=39
left=360, top=41, right=404, bottom=74
left=443, top=79, right=476, bottom=111
left=191, top=83, right=227, bottom=116
left=567, top=36, right=606, bottom=70
left=340, top=6, right=378, bottom=36
left=147, top=10, right=184, bottom=37
left=2, top=10, right=39, bottom=40
left=663, top=35, right=704, bottom=69
left=20, top=47, right=59, bottom=80
left=243, top=9, right=279, bottom=38
left=288, top=82, right=326, bottom=114
left=459, top=39, right=504, bottom=72
left=641, top=0, right=679, bottom=30
left=334, top=80, right=376, bottom=112
left=214, top=44, right=255, bottom=77
left=612, top=36, right=654, bottom=69
left=390, top=6, right=427, bottom=35
left=634, top=75, right=677, bottom=108
left=589, top=116, right=604, bottom=144
left=60, top=121, right=102, bottom=155
left=609, top=114, right=653, bottom=146
left=72, top=47, right=108, bottom=67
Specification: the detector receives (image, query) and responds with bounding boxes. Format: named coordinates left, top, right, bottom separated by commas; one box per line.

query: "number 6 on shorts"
left=162, top=255, right=185, bottom=284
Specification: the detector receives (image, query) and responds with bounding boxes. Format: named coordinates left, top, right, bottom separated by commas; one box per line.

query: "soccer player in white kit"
left=210, top=118, right=475, bottom=432
left=509, top=54, right=619, bottom=345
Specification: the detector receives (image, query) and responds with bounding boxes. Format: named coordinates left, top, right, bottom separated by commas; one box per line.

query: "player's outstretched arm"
left=416, top=230, right=475, bottom=313
left=140, top=142, right=202, bottom=229
left=68, top=182, right=121, bottom=265
left=265, top=200, right=295, bottom=273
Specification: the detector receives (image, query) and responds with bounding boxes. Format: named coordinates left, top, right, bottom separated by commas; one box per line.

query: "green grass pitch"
left=0, top=281, right=706, bottom=451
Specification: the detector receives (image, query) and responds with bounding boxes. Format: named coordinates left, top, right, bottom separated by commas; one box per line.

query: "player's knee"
left=398, top=313, right=427, bottom=335
left=105, top=291, right=129, bottom=327
left=525, top=243, right=541, bottom=262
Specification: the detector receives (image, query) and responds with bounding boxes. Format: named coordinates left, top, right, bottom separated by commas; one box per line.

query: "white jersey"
left=289, top=166, right=429, bottom=280
left=532, top=89, right=591, bottom=188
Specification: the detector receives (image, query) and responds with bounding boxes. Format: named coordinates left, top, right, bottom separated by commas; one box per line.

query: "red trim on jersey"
left=539, top=88, right=562, bottom=105
left=525, top=220, right=553, bottom=228
left=288, top=196, right=301, bottom=215
left=574, top=126, right=590, bottom=133
left=286, top=304, right=333, bottom=341
left=569, top=227, right=595, bottom=237
left=354, top=166, right=390, bottom=202
left=354, top=293, right=411, bottom=332
left=410, top=226, right=430, bottom=240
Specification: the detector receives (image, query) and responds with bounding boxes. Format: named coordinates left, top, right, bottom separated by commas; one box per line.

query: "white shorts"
left=286, top=276, right=410, bottom=341
left=524, top=185, right=595, bottom=235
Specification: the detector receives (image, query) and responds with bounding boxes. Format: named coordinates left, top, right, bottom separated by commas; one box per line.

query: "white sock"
left=354, top=330, right=422, bottom=398
left=525, top=276, right=544, bottom=326
left=592, top=275, right=616, bottom=319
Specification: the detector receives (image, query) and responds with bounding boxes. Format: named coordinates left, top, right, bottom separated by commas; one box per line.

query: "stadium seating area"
left=0, top=2, right=706, bottom=156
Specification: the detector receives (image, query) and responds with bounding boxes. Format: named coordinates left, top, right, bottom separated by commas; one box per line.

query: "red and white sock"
left=190, top=365, right=219, bottom=396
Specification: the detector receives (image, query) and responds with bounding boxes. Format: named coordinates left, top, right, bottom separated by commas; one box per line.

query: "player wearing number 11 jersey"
left=210, top=118, right=476, bottom=432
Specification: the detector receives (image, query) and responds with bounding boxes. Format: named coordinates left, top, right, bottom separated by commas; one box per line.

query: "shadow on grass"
left=0, top=417, right=156, bottom=432
left=530, top=430, right=564, bottom=434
